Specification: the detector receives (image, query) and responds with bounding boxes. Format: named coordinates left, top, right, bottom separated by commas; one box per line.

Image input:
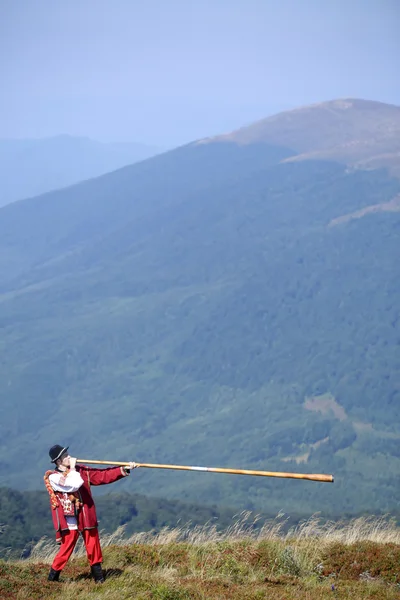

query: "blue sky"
left=1, top=0, right=399, bottom=147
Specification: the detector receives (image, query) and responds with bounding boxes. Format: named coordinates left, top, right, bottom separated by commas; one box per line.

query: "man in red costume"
left=44, top=444, right=138, bottom=583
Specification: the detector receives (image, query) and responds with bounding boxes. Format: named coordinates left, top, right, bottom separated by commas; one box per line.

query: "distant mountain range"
left=0, top=135, right=162, bottom=206
left=0, top=99, right=399, bottom=518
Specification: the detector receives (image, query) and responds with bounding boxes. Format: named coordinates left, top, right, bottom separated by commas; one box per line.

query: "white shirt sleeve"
left=49, top=470, right=84, bottom=493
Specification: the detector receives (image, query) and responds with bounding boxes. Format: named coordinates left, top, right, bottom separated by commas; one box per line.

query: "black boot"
left=91, top=562, right=105, bottom=584
left=48, top=567, right=61, bottom=581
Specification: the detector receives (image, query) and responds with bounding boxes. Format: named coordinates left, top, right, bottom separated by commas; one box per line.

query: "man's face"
left=58, top=452, right=71, bottom=468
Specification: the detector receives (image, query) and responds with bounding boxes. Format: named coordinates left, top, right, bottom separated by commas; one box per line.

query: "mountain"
left=0, top=99, right=399, bottom=518
left=0, top=135, right=161, bottom=207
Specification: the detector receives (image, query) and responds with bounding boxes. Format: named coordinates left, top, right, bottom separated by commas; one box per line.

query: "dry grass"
left=117, top=511, right=400, bottom=546
left=26, top=512, right=400, bottom=564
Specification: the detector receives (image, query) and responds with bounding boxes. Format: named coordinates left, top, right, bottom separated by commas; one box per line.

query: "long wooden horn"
left=76, top=459, right=334, bottom=483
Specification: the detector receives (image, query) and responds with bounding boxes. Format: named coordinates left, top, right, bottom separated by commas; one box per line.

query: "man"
left=44, top=444, right=138, bottom=584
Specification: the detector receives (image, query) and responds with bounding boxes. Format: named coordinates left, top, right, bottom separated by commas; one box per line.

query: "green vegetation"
left=1, top=515, right=399, bottom=599
left=0, top=139, right=399, bottom=516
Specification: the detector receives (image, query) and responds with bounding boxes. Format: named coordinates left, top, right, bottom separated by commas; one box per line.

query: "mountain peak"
left=198, top=98, right=400, bottom=176
left=286, top=97, right=399, bottom=113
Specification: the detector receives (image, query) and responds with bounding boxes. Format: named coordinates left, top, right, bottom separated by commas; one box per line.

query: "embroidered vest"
left=44, top=469, right=82, bottom=515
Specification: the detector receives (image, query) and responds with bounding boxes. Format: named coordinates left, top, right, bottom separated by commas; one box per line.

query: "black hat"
left=49, top=444, right=69, bottom=463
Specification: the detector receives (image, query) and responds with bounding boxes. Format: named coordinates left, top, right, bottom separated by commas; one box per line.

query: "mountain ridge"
left=197, top=98, right=400, bottom=177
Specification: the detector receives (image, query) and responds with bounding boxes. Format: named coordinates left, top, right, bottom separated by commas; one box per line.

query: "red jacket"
left=48, top=465, right=128, bottom=542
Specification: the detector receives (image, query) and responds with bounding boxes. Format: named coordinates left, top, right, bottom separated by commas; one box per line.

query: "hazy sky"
left=1, top=0, right=399, bottom=147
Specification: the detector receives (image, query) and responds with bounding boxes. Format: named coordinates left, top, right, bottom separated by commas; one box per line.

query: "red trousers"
left=52, top=528, right=103, bottom=571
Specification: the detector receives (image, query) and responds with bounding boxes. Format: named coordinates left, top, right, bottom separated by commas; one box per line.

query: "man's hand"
left=122, top=462, right=139, bottom=475
left=123, top=462, right=139, bottom=474
left=69, top=457, right=77, bottom=470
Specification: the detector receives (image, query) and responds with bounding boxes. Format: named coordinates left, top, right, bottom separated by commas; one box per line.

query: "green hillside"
left=0, top=101, right=399, bottom=517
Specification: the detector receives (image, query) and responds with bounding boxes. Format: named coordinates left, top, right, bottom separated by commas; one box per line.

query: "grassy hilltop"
left=1, top=515, right=399, bottom=599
